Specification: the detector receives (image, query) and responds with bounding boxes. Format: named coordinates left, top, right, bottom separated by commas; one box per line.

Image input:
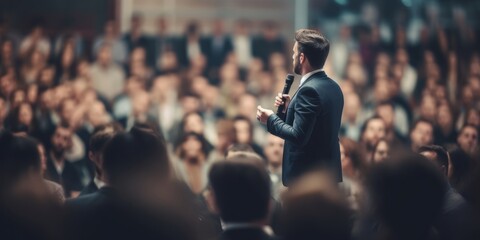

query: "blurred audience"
left=0, top=4, right=479, bottom=239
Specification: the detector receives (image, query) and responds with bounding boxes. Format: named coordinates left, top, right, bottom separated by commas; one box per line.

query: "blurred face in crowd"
left=51, top=126, right=73, bottom=155
left=234, top=119, right=252, bottom=144
left=340, top=143, right=352, bottom=173
left=87, top=101, right=108, bottom=127
left=376, top=104, right=394, bottom=128
left=343, top=93, right=361, bottom=122
left=461, top=86, right=474, bottom=107
left=362, top=118, right=387, bottom=149
left=12, top=89, right=26, bottom=106
left=372, top=140, right=389, bottom=163
left=60, top=98, right=76, bottom=123
left=420, top=94, right=437, bottom=122
left=39, top=67, right=55, bottom=87
left=184, top=113, right=204, bottom=134
left=27, top=84, right=38, bottom=104
left=131, top=47, right=146, bottom=63
left=18, top=103, right=33, bottom=126
left=469, top=76, right=480, bottom=97
left=104, top=21, right=116, bottom=36
left=457, top=126, right=478, bottom=154
left=132, top=91, right=151, bottom=116
left=237, top=94, right=257, bottom=121
left=37, top=143, right=47, bottom=174
left=98, top=45, right=113, bottom=66
left=0, top=73, right=16, bottom=96
left=437, top=103, right=453, bottom=130
left=131, top=15, right=143, bottom=34
left=61, top=45, right=75, bottom=69
left=182, top=135, right=203, bottom=160
left=30, top=49, right=45, bottom=67
left=410, top=121, right=434, bottom=151
left=264, top=134, right=284, bottom=168
left=374, top=79, right=391, bottom=102
left=466, top=109, right=479, bottom=127
left=0, top=97, right=6, bottom=123
left=181, top=95, right=201, bottom=114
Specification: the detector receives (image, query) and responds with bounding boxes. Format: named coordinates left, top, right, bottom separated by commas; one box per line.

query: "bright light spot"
left=402, top=0, right=412, bottom=7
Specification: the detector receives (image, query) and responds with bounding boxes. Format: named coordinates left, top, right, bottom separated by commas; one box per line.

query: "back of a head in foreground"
left=0, top=130, right=41, bottom=195
left=366, top=153, right=447, bottom=239
left=102, top=126, right=170, bottom=188
left=281, top=170, right=352, bottom=240
left=208, top=155, right=271, bottom=223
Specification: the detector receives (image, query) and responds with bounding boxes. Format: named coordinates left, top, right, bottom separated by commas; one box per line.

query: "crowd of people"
left=1, top=4, right=480, bottom=240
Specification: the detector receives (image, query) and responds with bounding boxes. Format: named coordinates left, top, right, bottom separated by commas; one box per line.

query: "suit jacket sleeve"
left=267, top=86, right=321, bottom=146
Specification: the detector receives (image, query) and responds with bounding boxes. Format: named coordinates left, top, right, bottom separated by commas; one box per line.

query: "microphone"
left=277, top=74, right=295, bottom=117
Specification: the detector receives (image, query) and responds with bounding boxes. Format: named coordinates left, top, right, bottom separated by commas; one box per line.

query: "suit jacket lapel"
left=290, top=71, right=326, bottom=102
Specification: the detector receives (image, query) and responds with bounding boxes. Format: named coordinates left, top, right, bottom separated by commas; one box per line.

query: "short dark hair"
left=102, top=126, right=170, bottom=185
left=295, top=29, right=330, bottom=69
left=366, top=154, right=446, bottom=237
left=208, top=155, right=271, bottom=222
left=360, top=115, right=385, bottom=136
left=233, top=115, right=254, bottom=142
left=225, top=143, right=255, bottom=157
left=418, top=145, right=449, bottom=173
left=0, top=130, right=41, bottom=190
left=176, top=132, right=211, bottom=159
left=410, top=118, right=434, bottom=133
left=458, top=124, right=478, bottom=136
left=89, top=123, right=123, bottom=154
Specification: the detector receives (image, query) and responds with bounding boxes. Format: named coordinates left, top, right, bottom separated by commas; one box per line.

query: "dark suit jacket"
left=219, top=228, right=276, bottom=240
left=45, top=158, right=83, bottom=197
left=267, top=71, right=344, bottom=186
left=79, top=181, right=99, bottom=197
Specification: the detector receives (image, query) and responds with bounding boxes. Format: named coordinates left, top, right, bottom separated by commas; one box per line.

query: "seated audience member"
left=66, top=126, right=201, bottom=240
left=371, top=138, right=389, bottom=163
left=174, top=132, right=211, bottom=195
left=0, top=130, right=64, bottom=240
left=233, top=115, right=264, bottom=157
left=409, top=119, right=434, bottom=152
left=90, top=43, right=125, bottom=101
left=79, top=123, right=123, bottom=196
left=206, top=155, right=276, bottom=240
left=263, top=134, right=284, bottom=200
left=359, top=116, right=387, bottom=160
left=363, top=154, right=447, bottom=240
left=45, top=124, right=83, bottom=198
left=456, top=124, right=478, bottom=156
left=434, top=102, right=457, bottom=146
left=340, top=137, right=366, bottom=210
left=418, top=145, right=477, bottom=240
left=281, top=170, right=352, bottom=240
left=37, top=140, right=65, bottom=203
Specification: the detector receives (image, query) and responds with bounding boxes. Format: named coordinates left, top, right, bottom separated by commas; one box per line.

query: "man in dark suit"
left=66, top=126, right=199, bottom=240
left=79, top=123, right=122, bottom=196
left=205, top=155, right=276, bottom=240
left=257, top=29, right=344, bottom=186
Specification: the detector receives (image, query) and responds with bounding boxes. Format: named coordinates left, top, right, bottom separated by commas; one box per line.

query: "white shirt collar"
left=299, top=68, right=324, bottom=87
left=221, top=221, right=274, bottom=236
left=94, top=177, right=107, bottom=189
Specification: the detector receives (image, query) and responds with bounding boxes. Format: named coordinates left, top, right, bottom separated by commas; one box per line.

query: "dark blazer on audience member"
left=219, top=228, right=276, bottom=240
left=267, top=71, right=344, bottom=186
left=79, top=180, right=99, bottom=196
left=45, top=158, right=83, bottom=197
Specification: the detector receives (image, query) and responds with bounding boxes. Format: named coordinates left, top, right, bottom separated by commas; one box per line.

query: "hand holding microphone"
left=257, top=74, right=294, bottom=124
left=275, top=74, right=294, bottom=120
left=274, top=93, right=291, bottom=112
